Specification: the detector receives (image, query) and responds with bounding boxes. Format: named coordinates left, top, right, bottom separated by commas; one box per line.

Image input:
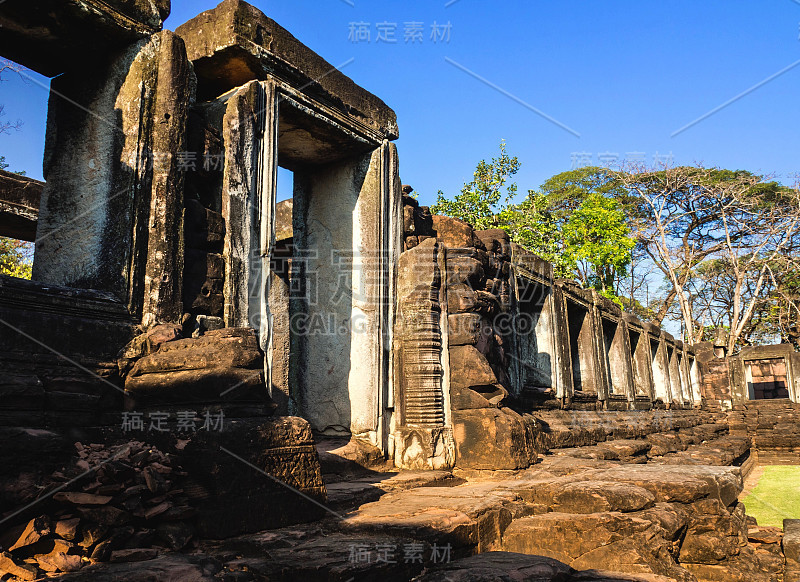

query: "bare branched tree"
left=616, top=164, right=800, bottom=351
left=0, top=59, right=23, bottom=135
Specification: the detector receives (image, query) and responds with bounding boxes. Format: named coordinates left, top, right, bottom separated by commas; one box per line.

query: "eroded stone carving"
left=394, top=238, right=454, bottom=469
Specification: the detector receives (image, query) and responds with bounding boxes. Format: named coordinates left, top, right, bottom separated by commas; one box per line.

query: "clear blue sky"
left=1, top=0, right=798, bottom=208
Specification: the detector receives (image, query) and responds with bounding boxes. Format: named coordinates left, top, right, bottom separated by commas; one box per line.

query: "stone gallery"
left=0, top=1, right=799, bottom=580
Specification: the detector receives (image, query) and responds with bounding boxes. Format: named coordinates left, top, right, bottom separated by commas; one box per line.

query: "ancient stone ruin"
left=0, top=1, right=799, bottom=581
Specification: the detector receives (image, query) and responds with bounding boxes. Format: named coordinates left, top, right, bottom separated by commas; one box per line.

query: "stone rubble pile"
left=0, top=440, right=197, bottom=580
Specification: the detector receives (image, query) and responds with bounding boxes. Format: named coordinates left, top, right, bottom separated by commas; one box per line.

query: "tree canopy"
left=430, top=143, right=800, bottom=350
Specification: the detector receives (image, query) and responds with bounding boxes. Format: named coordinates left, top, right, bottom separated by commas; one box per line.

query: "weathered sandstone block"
left=452, top=408, right=537, bottom=470
left=33, top=29, right=193, bottom=326
left=124, top=327, right=270, bottom=406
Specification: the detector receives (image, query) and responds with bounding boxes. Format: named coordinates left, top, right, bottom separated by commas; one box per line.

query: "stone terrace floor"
left=46, top=421, right=790, bottom=582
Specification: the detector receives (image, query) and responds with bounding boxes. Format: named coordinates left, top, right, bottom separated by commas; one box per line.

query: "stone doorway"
left=512, top=278, right=557, bottom=405
left=746, top=358, right=791, bottom=400
left=566, top=299, right=599, bottom=401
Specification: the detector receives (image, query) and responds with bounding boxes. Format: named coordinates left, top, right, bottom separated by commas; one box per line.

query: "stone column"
left=33, top=30, right=193, bottom=326
left=291, top=145, right=392, bottom=447
left=551, top=284, right=575, bottom=402
left=393, top=238, right=454, bottom=469
left=650, top=330, right=672, bottom=404
left=219, top=80, right=277, bottom=344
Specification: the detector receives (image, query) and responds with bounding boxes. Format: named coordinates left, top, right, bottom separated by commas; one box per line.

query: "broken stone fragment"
left=403, top=204, right=416, bottom=234
left=7, top=516, right=51, bottom=551
left=35, top=551, right=82, bottom=573
left=0, top=551, right=38, bottom=581
left=431, top=215, right=484, bottom=249
left=77, top=524, right=108, bottom=548
left=448, top=285, right=500, bottom=316
left=155, top=521, right=194, bottom=550
left=143, top=501, right=171, bottom=520
left=446, top=283, right=477, bottom=314
left=414, top=206, right=435, bottom=238
left=143, top=466, right=168, bottom=494
left=782, top=519, right=800, bottom=566
left=32, top=538, right=76, bottom=567
left=192, top=315, right=225, bottom=338
left=474, top=228, right=511, bottom=256
left=124, top=327, right=271, bottom=406
left=53, top=492, right=112, bottom=505
left=54, top=518, right=80, bottom=541
left=452, top=408, right=537, bottom=470
left=445, top=256, right=485, bottom=288
left=449, top=345, right=500, bottom=392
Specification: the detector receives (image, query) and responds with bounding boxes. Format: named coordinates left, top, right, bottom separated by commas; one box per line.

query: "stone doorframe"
left=214, top=77, right=401, bottom=453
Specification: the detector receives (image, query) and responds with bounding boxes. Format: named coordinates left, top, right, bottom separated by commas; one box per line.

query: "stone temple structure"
left=0, top=1, right=799, bottom=581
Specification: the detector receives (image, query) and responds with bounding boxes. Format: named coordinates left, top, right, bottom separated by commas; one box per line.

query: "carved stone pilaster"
left=393, top=239, right=454, bottom=469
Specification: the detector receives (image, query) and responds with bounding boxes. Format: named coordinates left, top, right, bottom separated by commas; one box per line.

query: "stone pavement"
left=36, top=425, right=787, bottom=582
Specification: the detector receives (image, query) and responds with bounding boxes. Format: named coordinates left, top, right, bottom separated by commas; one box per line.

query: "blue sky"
left=1, top=0, right=799, bottom=208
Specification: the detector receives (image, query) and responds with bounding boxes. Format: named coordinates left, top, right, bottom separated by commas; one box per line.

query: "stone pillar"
left=626, top=317, right=656, bottom=404
left=551, top=284, right=575, bottom=401
left=688, top=353, right=702, bottom=405
left=291, top=145, right=392, bottom=446
left=393, top=239, right=454, bottom=470
left=667, top=341, right=683, bottom=405
left=219, top=80, right=276, bottom=336
left=33, top=30, right=193, bottom=326
left=602, top=317, right=635, bottom=404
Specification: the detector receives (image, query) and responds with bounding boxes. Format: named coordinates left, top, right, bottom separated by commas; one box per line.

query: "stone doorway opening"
left=182, top=71, right=398, bottom=450
left=650, top=337, right=670, bottom=404
left=512, top=278, right=557, bottom=408
left=566, top=299, right=598, bottom=402
left=0, top=161, right=40, bottom=282
left=746, top=358, right=790, bottom=400
left=275, top=101, right=365, bottom=437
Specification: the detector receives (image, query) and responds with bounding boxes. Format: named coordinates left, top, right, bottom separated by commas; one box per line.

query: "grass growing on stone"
left=742, top=465, right=800, bottom=527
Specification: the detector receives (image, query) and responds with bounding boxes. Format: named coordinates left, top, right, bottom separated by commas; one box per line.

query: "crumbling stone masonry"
left=0, top=0, right=703, bottom=471
left=0, top=2, right=798, bottom=580
left=392, top=200, right=702, bottom=470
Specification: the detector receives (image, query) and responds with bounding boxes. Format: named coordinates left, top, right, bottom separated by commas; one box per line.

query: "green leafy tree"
left=434, top=157, right=637, bottom=303
left=498, top=192, right=566, bottom=272
left=538, top=166, right=632, bottom=215
left=431, top=141, right=520, bottom=230
left=0, top=237, right=32, bottom=279
left=502, top=167, right=636, bottom=300
left=562, top=193, right=636, bottom=296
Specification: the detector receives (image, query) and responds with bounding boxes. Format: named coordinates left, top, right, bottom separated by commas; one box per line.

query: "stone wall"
left=0, top=169, right=42, bottom=242
left=698, top=343, right=800, bottom=410
left=727, top=400, right=800, bottom=463
left=392, top=194, right=703, bottom=470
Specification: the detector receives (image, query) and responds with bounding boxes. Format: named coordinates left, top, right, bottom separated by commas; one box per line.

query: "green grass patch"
left=742, top=465, right=800, bottom=528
